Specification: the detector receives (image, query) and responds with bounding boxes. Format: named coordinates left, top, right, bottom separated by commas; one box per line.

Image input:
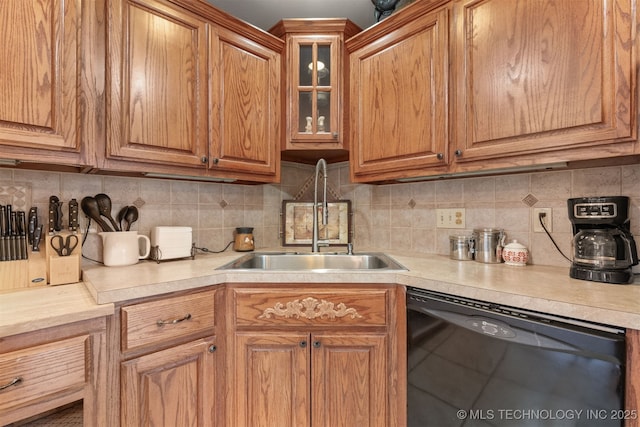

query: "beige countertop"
left=2, top=250, right=639, bottom=338
left=83, top=250, right=639, bottom=328
left=0, top=283, right=114, bottom=337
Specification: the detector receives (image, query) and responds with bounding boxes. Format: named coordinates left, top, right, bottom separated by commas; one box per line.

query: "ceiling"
left=205, top=0, right=379, bottom=31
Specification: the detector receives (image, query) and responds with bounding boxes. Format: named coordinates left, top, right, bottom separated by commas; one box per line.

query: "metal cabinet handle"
left=0, top=377, right=22, bottom=391
left=437, top=153, right=444, bottom=160
left=300, top=341, right=307, bottom=348
left=208, top=345, right=217, bottom=353
left=454, top=149, right=463, bottom=157
left=156, top=313, right=192, bottom=327
left=212, top=158, right=220, bottom=165
left=312, top=341, right=321, bottom=348
left=201, top=156, right=208, bottom=164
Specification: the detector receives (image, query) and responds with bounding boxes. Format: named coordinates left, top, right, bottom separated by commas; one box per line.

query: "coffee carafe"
left=568, top=196, right=639, bottom=284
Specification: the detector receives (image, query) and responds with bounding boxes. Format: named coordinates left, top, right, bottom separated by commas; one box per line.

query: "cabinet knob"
left=312, top=340, right=321, bottom=348
left=437, top=153, right=444, bottom=160
left=201, top=156, right=208, bottom=164
left=300, top=341, right=307, bottom=348
left=454, top=149, right=463, bottom=157
left=212, top=158, right=220, bottom=165
left=208, top=345, right=217, bottom=353
left=332, top=132, right=339, bottom=139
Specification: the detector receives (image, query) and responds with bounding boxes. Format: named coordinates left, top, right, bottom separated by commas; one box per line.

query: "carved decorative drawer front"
left=233, top=288, right=388, bottom=327
left=0, top=335, right=88, bottom=413
left=121, top=290, right=216, bottom=352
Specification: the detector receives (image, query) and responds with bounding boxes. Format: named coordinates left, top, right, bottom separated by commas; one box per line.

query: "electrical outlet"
left=533, top=208, right=552, bottom=232
left=436, top=208, right=466, bottom=229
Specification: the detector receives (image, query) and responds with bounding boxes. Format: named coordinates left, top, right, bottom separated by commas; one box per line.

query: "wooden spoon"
left=80, top=197, right=114, bottom=232
left=95, top=193, right=120, bottom=231
left=117, top=206, right=129, bottom=232
left=124, top=206, right=139, bottom=231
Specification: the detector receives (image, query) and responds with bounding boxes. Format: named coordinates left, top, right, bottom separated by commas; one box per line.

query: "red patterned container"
left=502, top=240, right=529, bottom=266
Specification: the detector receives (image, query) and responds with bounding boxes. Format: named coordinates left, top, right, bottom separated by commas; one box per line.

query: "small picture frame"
left=282, top=200, right=351, bottom=246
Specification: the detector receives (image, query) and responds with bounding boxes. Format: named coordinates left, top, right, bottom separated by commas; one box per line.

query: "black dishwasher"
left=407, top=287, right=627, bottom=427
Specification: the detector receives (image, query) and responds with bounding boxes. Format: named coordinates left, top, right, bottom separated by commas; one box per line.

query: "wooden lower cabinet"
left=0, top=318, right=107, bottom=426
left=121, top=336, right=218, bottom=426
left=227, top=284, right=406, bottom=427
left=112, top=288, right=220, bottom=427
left=311, top=333, right=387, bottom=426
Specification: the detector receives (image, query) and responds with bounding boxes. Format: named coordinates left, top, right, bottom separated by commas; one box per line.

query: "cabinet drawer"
left=121, top=290, right=215, bottom=352
left=0, top=335, right=88, bottom=413
left=234, top=288, right=388, bottom=328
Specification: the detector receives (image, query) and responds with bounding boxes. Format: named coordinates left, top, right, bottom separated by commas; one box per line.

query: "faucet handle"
left=347, top=243, right=353, bottom=255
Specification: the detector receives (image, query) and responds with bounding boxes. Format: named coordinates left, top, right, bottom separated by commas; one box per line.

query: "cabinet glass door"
left=292, top=37, right=339, bottom=142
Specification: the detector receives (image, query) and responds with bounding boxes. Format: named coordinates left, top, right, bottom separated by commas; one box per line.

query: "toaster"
left=150, top=226, right=194, bottom=262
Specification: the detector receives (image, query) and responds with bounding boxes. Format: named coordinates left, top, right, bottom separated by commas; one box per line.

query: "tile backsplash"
left=0, top=162, right=638, bottom=268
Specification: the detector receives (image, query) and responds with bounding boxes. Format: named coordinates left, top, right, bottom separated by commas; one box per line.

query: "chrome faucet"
left=312, top=158, right=329, bottom=252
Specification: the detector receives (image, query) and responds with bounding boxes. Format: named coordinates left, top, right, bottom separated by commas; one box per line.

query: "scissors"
left=50, top=234, right=79, bottom=257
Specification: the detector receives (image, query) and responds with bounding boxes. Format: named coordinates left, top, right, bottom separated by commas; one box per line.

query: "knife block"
left=45, top=232, right=82, bottom=286
left=0, top=251, right=47, bottom=291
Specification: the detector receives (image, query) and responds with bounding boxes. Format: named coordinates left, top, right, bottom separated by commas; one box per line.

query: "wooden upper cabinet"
left=348, top=6, right=449, bottom=181
left=107, top=0, right=209, bottom=167
left=270, top=19, right=361, bottom=162
left=106, top=0, right=282, bottom=181
left=0, top=0, right=95, bottom=166
left=451, top=0, right=636, bottom=166
left=209, top=26, right=281, bottom=177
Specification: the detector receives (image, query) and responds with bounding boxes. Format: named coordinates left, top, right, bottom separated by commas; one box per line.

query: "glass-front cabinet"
left=270, top=19, right=361, bottom=161
left=296, top=38, right=336, bottom=138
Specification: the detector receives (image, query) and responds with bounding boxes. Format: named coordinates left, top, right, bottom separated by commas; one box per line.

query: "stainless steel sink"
left=217, top=252, right=407, bottom=271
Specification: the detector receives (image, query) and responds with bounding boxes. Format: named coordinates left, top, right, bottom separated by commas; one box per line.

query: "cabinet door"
left=107, top=0, right=209, bottom=167
left=288, top=35, right=341, bottom=144
left=311, top=333, right=388, bottom=427
left=452, top=0, right=635, bottom=163
left=233, top=332, right=310, bottom=427
left=349, top=8, right=449, bottom=180
left=0, top=0, right=82, bottom=155
left=121, top=336, right=218, bottom=427
left=209, top=26, right=280, bottom=177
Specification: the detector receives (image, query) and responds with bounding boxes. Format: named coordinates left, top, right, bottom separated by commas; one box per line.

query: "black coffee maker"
left=568, top=196, right=638, bottom=284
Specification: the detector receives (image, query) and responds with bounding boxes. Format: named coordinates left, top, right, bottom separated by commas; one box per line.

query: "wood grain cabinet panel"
left=269, top=19, right=361, bottom=162
left=121, top=336, right=218, bottom=427
left=0, top=0, right=98, bottom=167
left=233, top=288, right=388, bottom=328
left=227, top=284, right=406, bottom=427
left=0, top=318, right=107, bottom=426
left=311, top=333, right=387, bottom=427
left=121, top=289, right=215, bottom=352
left=0, top=335, right=87, bottom=413
left=348, top=6, right=449, bottom=181
left=209, top=26, right=281, bottom=177
left=106, top=0, right=281, bottom=181
left=452, top=0, right=636, bottom=166
left=107, top=0, right=209, bottom=167
left=234, top=332, right=310, bottom=427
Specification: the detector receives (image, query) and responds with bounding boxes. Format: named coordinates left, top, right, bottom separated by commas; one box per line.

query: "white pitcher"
left=100, top=231, right=150, bottom=267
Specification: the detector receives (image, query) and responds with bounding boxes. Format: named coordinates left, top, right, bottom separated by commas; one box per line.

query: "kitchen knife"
left=48, top=196, right=56, bottom=234
left=17, top=211, right=27, bottom=260
left=9, top=211, right=17, bottom=260
left=27, top=207, right=37, bottom=245
left=49, top=195, right=63, bottom=232
left=32, top=224, right=43, bottom=252
left=69, top=198, right=79, bottom=233
left=0, top=205, right=5, bottom=261
left=6, top=204, right=12, bottom=236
